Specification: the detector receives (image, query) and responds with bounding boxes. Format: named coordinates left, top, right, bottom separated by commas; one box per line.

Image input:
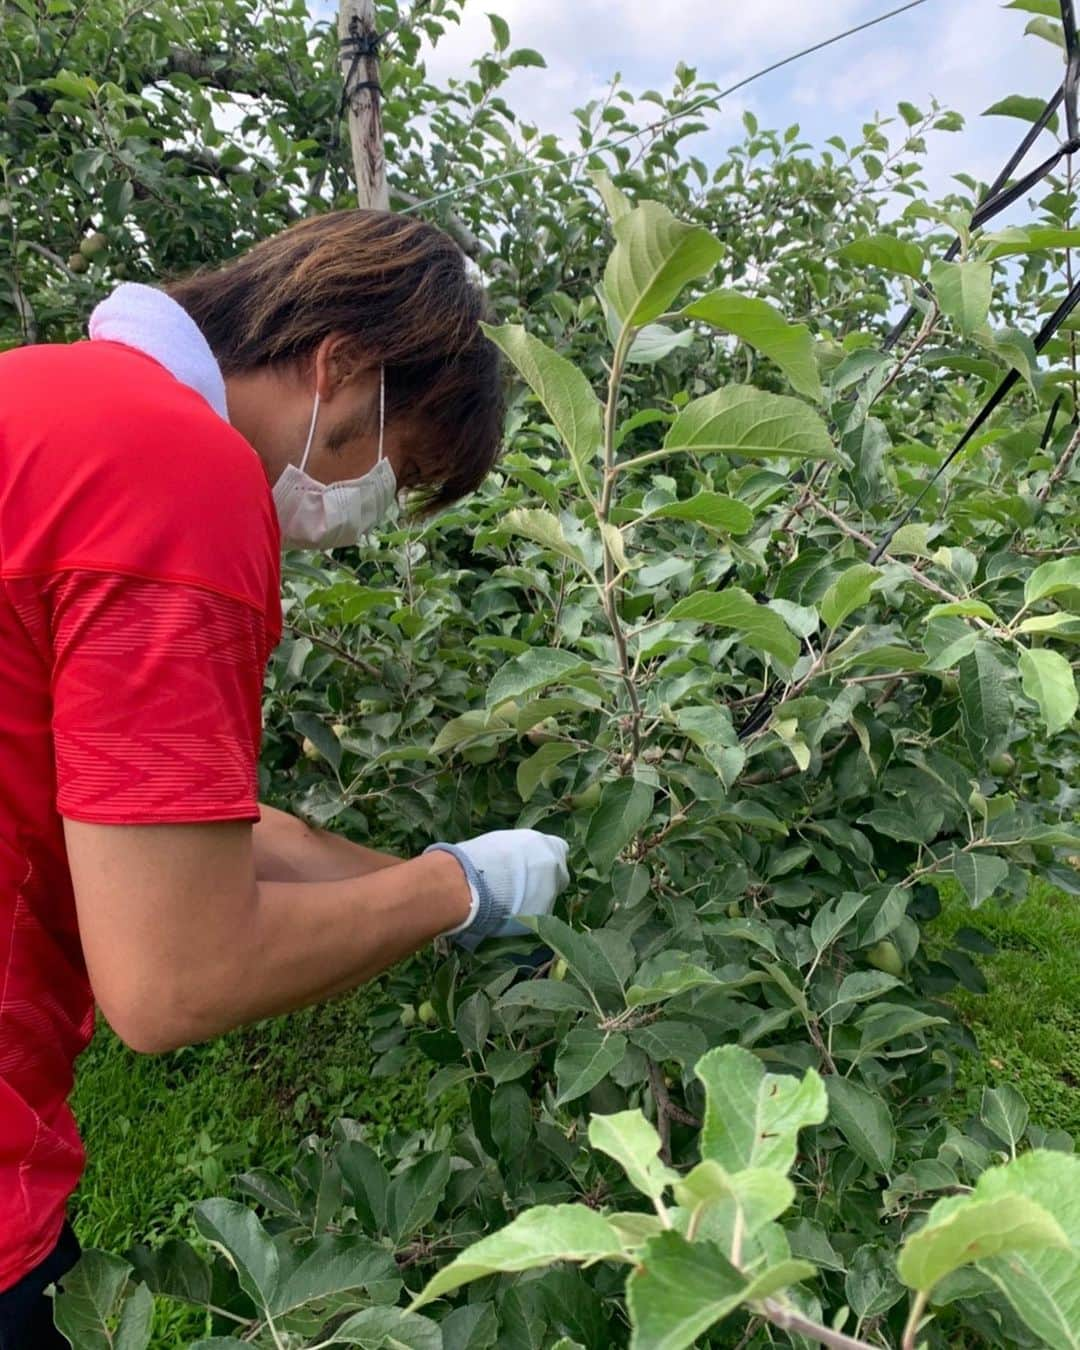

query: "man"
left=0, top=208, right=570, bottom=1347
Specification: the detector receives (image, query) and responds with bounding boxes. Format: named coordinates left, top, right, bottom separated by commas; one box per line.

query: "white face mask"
left=273, top=365, right=398, bottom=549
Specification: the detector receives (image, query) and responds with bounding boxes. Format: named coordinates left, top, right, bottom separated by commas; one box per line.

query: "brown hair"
left=165, top=209, right=503, bottom=513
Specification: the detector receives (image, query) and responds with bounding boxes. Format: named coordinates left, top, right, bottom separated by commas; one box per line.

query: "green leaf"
left=431, top=710, right=508, bottom=755
left=831, top=970, right=904, bottom=1009
left=965, top=1150, right=1080, bottom=1346
left=825, top=1077, right=896, bottom=1173
left=1026, top=14, right=1066, bottom=47
left=981, top=96, right=1059, bottom=134
left=663, top=386, right=838, bottom=462
left=980, top=225, right=1080, bottom=260
left=555, top=1028, right=629, bottom=1105
left=517, top=742, right=579, bottom=802
left=673, top=1162, right=794, bottom=1235
left=666, top=587, right=799, bottom=666
left=386, top=1151, right=451, bottom=1242
left=509, top=47, right=547, bottom=68
left=487, top=12, right=510, bottom=49
left=626, top=1233, right=748, bottom=1350
left=845, top=1244, right=906, bottom=1319
left=959, top=641, right=1012, bottom=757
left=605, top=201, right=723, bottom=328
left=409, top=1205, right=626, bottom=1309
left=930, top=259, right=994, bottom=337
left=820, top=563, right=882, bottom=630
left=695, top=1044, right=827, bottom=1174
left=1004, top=1, right=1059, bottom=16
left=837, top=232, right=924, bottom=278
left=630, top=1019, right=707, bottom=1067
left=492, top=1082, right=533, bottom=1163
left=952, top=851, right=1010, bottom=906
left=590, top=169, right=631, bottom=222
left=585, top=778, right=655, bottom=872
left=53, top=1251, right=140, bottom=1350
left=502, top=507, right=590, bottom=567
left=332, top=1306, right=444, bottom=1348
left=651, top=491, right=754, bottom=534
left=271, top=1235, right=396, bottom=1315
left=683, top=289, right=823, bottom=402
left=498, top=979, right=595, bottom=1014
left=981, top=1084, right=1030, bottom=1154
left=626, top=958, right=719, bottom=1009
left=488, top=648, right=590, bottom=707
left=1025, top=557, right=1080, bottom=605
left=625, top=323, right=696, bottom=365
left=194, top=1199, right=279, bottom=1308
left=588, top=1110, right=678, bottom=1199
left=531, top=914, right=626, bottom=1006
left=899, top=1193, right=1069, bottom=1295
left=114, top=1284, right=154, bottom=1350
left=483, top=324, right=602, bottom=496
left=1019, top=647, right=1078, bottom=736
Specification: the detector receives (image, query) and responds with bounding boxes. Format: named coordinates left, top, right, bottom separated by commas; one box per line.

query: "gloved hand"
left=425, top=829, right=570, bottom=947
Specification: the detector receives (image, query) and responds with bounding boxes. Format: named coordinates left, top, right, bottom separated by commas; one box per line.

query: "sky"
left=412, top=0, right=1068, bottom=207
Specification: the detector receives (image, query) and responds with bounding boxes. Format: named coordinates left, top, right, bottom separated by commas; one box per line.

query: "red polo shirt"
left=0, top=338, right=281, bottom=1290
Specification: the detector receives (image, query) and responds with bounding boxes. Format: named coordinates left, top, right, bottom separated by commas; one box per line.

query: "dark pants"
left=0, top=1225, right=80, bottom=1350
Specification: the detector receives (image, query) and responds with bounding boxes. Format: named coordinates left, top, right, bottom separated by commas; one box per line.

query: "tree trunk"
left=337, top=0, right=388, bottom=210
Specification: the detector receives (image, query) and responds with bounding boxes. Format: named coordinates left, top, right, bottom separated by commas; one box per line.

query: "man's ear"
left=313, top=333, right=368, bottom=401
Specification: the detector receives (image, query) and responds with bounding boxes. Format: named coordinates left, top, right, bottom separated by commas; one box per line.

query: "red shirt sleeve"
left=46, top=572, right=268, bottom=824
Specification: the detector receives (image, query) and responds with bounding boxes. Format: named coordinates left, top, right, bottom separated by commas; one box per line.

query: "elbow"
left=96, top=974, right=222, bottom=1055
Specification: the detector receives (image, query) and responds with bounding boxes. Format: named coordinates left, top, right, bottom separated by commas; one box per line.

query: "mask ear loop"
left=299, top=391, right=320, bottom=474
left=376, top=364, right=386, bottom=465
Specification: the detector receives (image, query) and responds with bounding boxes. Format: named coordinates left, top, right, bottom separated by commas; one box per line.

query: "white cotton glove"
left=425, top=829, right=570, bottom=948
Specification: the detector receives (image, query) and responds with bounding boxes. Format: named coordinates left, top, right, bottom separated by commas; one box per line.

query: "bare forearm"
left=253, top=803, right=399, bottom=882
left=174, top=851, right=469, bottom=1042
left=67, top=818, right=471, bottom=1054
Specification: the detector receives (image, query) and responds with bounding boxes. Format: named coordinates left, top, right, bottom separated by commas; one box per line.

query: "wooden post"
left=338, top=0, right=389, bottom=210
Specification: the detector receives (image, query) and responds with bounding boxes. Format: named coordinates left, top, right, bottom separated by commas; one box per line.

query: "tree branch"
left=1038, top=421, right=1080, bottom=503
left=759, top=1299, right=876, bottom=1350
left=159, top=148, right=300, bottom=219
left=21, top=239, right=80, bottom=281
left=390, top=186, right=488, bottom=261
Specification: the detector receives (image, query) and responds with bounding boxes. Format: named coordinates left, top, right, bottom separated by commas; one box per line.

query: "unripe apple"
left=301, top=737, right=320, bottom=760
left=79, top=231, right=108, bottom=259
left=551, top=958, right=568, bottom=982
left=526, top=718, right=560, bottom=746
left=569, top=782, right=601, bottom=810
left=67, top=252, right=89, bottom=274
left=417, top=1000, right=437, bottom=1025
left=988, top=751, right=1016, bottom=778
left=865, top=940, right=904, bottom=978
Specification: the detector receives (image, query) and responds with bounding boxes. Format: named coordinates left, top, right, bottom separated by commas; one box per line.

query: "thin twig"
left=760, top=1299, right=877, bottom=1350
left=1037, top=422, right=1080, bottom=502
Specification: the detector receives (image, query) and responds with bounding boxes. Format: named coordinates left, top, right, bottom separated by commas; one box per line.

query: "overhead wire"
left=398, top=0, right=930, bottom=218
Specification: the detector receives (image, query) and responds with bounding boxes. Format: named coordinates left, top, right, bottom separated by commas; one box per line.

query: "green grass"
left=930, top=878, right=1080, bottom=1139
left=70, top=979, right=439, bottom=1346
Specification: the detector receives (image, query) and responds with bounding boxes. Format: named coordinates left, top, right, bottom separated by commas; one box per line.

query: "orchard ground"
left=70, top=878, right=1080, bottom=1346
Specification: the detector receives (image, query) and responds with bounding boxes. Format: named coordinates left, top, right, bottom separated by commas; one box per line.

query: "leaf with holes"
left=695, top=1044, right=827, bottom=1174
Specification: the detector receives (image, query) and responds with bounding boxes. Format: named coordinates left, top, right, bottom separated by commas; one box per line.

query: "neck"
left=224, top=368, right=301, bottom=485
